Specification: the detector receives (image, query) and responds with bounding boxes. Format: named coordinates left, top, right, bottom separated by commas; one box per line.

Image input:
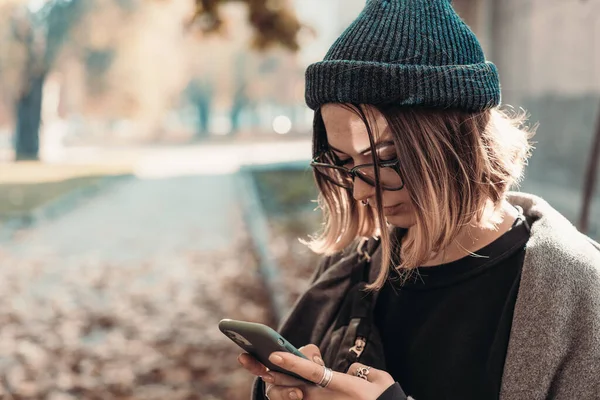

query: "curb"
left=238, top=161, right=311, bottom=325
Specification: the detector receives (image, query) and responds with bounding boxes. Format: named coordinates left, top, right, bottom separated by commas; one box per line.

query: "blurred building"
left=294, top=0, right=364, bottom=67
left=455, top=0, right=600, bottom=233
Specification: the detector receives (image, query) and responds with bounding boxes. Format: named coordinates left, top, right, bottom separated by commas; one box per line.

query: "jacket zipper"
left=348, top=336, right=367, bottom=362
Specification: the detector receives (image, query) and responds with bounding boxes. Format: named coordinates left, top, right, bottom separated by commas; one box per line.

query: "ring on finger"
left=355, top=366, right=371, bottom=381
left=265, top=383, right=274, bottom=399
left=317, top=366, right=334, bottom=388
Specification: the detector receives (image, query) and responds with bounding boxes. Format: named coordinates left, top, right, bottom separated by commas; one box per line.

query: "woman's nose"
left=353, top=176, right=375, bottom=203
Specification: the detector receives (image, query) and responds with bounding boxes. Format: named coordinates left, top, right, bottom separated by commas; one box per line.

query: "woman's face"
left=321, top=103, right=417, bottom=228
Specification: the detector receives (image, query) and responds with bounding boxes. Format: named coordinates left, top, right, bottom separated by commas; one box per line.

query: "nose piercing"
left=361, top=199, right=369, bottom=206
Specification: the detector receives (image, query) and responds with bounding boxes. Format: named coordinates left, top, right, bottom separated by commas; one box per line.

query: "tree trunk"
left=578, top=100, right=600, bottom=234
left=230, top=95, right=246, bottom=136
left=196, top=95, right=211, bottom=138
left=188, top=79, right=212, bottom=140
left=14, top=74, right=45, bottom=161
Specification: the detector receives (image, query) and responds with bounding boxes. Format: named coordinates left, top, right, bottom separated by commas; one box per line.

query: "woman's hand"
left=238, top=344, right=395, bottom=400
left=238, top=344, right=324, bottom=399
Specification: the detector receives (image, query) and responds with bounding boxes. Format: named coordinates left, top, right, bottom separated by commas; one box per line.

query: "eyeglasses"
left=310, top=152, right=405, bottom=191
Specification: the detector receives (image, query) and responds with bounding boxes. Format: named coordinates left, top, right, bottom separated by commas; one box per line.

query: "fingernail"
left=313, top=356, right=324, bottom=365
left=238, top=355, right=245, bottom=366
left=261, top=374, right=274, bottom=383
left=269, top=354, right=283, bottom=364
left=289, top=391, right=299, bottom=399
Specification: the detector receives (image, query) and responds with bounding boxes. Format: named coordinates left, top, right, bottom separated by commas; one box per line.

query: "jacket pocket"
left=323, top=317, right=362, bottom=372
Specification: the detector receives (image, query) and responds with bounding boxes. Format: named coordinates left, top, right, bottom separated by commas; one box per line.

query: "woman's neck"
left=419, top=200, right=519, bottom=267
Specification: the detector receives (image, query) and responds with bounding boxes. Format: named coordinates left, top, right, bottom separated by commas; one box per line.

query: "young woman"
left=238, top=0, right=600, bottom=399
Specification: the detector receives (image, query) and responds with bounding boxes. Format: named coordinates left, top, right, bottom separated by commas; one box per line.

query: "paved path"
left=5, top=175, right=241, bottom=262
left=3, top=139, right=313, bottom=261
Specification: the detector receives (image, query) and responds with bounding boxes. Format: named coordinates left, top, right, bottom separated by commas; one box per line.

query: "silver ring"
left=355, top=366, right=371, bottom=380
left=265, top=383, right=274, bottom=399
left=361, top=199, right=369, bottom=206
left=317, top=366, right=334, bottom=388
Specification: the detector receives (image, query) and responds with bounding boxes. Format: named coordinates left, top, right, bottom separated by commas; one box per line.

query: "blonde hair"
left=305, top=104, right=536, bottom=290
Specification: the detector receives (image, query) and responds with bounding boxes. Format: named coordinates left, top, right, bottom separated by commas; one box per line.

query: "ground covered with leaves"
left=0, top=237, right=271, bottom=400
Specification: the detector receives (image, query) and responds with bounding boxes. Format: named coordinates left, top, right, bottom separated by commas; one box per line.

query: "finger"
left=347, top=362, right=394, bottom=386
left=347, top=362, right=373, bottom=381
left=269, top=371, right=308, bottom=387
left=267, top=384, right=304, bottom=400
left=238, top=353, right=273, bottom=380
left=298, top=344, right=325, bottom=366
left=269, top=352, right=358, bottom=393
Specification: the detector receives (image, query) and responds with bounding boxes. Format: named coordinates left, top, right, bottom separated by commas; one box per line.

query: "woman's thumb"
left=299, top=344, right=325, bottom=366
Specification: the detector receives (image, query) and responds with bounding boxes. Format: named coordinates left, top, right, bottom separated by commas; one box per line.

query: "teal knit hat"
left=305, top=0, right=501, bottom=112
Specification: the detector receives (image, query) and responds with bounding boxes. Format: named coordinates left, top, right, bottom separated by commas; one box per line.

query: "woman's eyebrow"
left=329, top=140, right=395, bottom=155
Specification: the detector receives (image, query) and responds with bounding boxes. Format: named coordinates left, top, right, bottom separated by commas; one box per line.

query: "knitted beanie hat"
left=305, top=0, right=501, bottom=112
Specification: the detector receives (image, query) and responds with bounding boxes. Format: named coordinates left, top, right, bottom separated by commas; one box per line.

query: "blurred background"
left=0, top=0, right=598, bottom=398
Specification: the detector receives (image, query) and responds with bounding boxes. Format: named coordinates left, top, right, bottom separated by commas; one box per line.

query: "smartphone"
left=219, top=318, right=313, bottom=383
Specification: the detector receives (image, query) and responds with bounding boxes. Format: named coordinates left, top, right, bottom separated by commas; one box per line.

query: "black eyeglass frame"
left=310, top=155, right=405, bottom=191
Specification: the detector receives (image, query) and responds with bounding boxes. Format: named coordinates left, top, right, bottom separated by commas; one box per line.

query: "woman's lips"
left=377, top=203, right=404, bottom=214
left=371, top=201, right=404, bottom=214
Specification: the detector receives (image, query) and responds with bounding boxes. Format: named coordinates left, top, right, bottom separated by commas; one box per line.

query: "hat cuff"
left=305, top=60, right=501, bottom=112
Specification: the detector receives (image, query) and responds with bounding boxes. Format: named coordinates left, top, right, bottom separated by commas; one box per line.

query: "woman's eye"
left=377, top=152, right=397, bottom=162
